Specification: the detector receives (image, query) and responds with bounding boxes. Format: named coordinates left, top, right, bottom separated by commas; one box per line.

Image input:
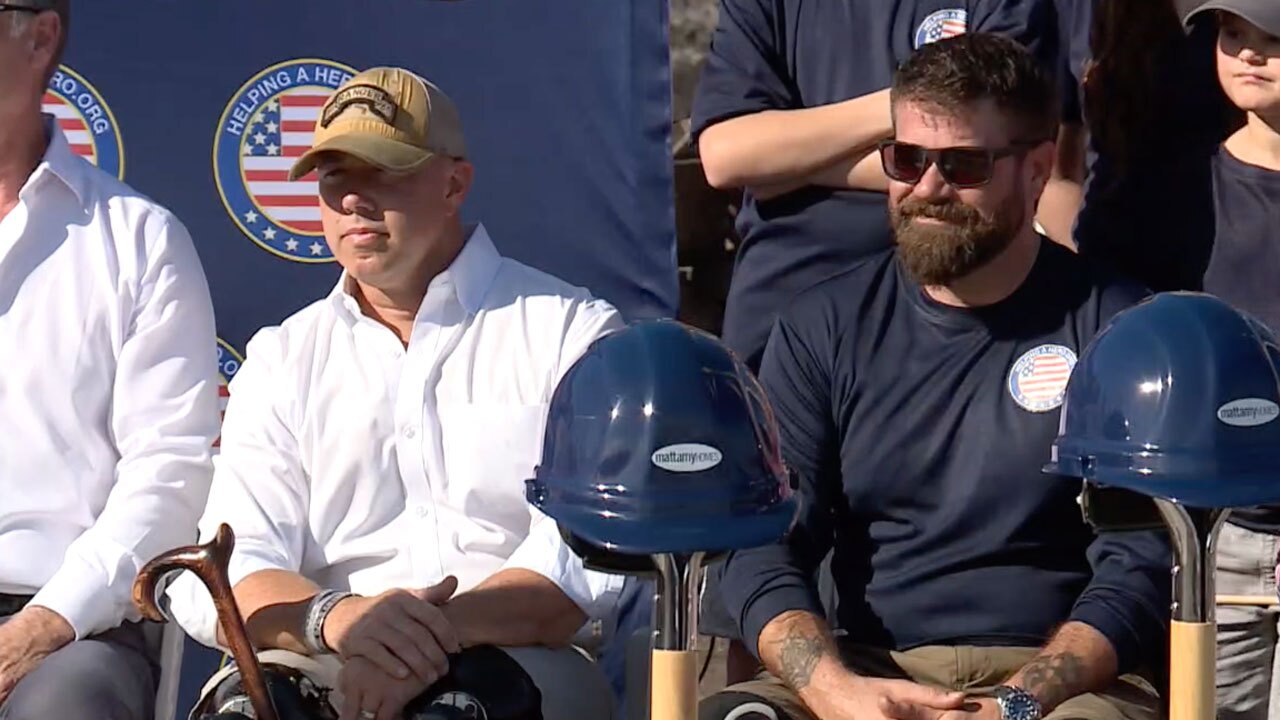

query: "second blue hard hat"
left=1046, top=292, right=1280, bottom=508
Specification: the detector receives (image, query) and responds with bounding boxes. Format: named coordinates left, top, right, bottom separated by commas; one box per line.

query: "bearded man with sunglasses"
left=0, top=1, right=221, bottom=719
left=700, top=34, right=1169, bottom=720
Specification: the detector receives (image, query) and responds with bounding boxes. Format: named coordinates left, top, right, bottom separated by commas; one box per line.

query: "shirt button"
left=415, top=505, right=428, bottom=518
left=403, top=425, right=417, bottom=439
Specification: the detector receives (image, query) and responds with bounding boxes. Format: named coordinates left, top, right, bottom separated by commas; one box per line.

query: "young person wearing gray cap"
left=1180, top=2, right=1280, bottom=718
left=166, top=66, right=623, bottom=720
left=0, top=1, right=222, bottom=718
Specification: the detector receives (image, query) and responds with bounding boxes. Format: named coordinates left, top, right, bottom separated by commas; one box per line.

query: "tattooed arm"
left=756, top=610, right=967, bottom=720
left=1002, top=622, right=1118, bottom=714
left=757, top=610, right=842, bottom=694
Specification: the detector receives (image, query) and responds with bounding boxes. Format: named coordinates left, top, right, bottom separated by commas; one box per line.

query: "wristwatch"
left=993, top=685, right=1042, bottom=720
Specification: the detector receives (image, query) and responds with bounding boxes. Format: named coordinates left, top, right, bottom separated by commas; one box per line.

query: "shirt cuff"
left=740, top=585, right=825, bottom=661
left=164, top=540, right=294, bottom=649
left=1068, top=596, right=1145, bottom=673
left=29, top=550, right=130, bottom=640
left=500, top=519, right=626, bottom=623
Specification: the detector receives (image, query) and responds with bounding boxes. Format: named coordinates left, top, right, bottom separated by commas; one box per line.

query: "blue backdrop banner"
left=55, top=2, right=675, bottom=715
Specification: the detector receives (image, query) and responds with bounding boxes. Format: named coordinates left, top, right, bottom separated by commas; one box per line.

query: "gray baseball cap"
left=1184, top=0, right=1280, bottom=37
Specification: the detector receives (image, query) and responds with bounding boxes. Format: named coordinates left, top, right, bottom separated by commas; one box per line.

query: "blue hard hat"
left=1046, top=292, right=1280, bottom=508
left=525, top=319, right=798, bottom=558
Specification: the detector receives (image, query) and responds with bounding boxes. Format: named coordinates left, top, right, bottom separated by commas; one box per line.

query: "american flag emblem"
left=1008, top=344, right=1077, bottom=413
left=213, top=59, right=357, bottom=263
left=914, top=9, right=968, bottom=49
left=43, top=65, right=123, bottom=179
left=214, top=338, right=243, bottom=452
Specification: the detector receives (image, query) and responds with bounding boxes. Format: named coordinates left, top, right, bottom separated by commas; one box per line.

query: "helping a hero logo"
left=43, top=65, right=124, bottom=179
left=214, top=59, right=357, bottom=263
left=915, top=8, right=968, bottom=48
left=214, top=339, right=243, bottom=452
left=1008, top=344, right=1077, bottom=413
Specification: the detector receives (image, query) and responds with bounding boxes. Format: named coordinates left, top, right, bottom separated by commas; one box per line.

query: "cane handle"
left=133, top=524, right=279, bottom=720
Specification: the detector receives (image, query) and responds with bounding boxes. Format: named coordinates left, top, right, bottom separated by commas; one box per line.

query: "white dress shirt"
left=168, top=224, right=627, bottom=649
left=0, top=119, right=220, bottom=639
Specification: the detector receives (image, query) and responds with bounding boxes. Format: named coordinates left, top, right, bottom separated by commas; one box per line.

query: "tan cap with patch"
left=288, top=66, right=466, bottom=181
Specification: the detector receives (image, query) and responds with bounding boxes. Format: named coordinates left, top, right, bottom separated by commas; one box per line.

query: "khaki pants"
left=1214, top=522, right=1280, bottom=720
left=197, top=646, right=616, bottom=719
left=700, top=644, right=1160, bottom=720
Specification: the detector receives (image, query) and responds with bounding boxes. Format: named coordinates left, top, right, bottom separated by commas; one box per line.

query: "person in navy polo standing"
left=691, top=0, right=1057, bottom=375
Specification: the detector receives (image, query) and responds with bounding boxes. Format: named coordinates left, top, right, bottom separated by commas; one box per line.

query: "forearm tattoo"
left=1015, top=652, right=1087, bottom=709
left=771, top=627, right=828, bottom=691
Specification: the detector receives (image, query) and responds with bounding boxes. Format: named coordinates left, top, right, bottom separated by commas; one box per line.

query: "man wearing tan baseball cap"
left=168, top=66, right=623, bottom=720
left=288, top=66, right=467, bottom=181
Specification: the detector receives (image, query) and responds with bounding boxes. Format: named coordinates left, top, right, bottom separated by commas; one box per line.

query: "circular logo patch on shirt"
left=44, top=65, right=124, bottom=179
left=1008, top=344, right=1077, bottom=413
left=213, top=58, right=357, bottom=263
left=914, top=8, right=968, bottom=49
left=215, top=338, right=244, bottom=453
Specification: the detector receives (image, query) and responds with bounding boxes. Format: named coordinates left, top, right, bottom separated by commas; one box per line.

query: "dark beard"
left=890, top=192, right=1023, bottom=286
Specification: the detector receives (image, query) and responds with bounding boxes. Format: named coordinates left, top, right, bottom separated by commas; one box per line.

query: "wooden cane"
left=133, top=523, right=280, bottom=720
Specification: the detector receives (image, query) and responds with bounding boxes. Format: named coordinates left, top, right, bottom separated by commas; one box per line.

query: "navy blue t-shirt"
left=1203, top=147, right=1280, bottom=534
left=715, top=238, right=1170, bottom=673
left=690, top=0, right=1056, bottom=370
left=1057, top=0, right=1235, bottom=292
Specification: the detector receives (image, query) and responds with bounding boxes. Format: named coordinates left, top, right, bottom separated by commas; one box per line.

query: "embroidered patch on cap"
left=320, top=83, right=398, bottom=128
left=1008, top=344, right=1077, bottom=413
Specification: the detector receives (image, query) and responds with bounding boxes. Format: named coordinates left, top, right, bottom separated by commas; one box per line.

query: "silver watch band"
left=994, top=685, right=1043, bottom=720
left=303, top=589, right=353, bottom=655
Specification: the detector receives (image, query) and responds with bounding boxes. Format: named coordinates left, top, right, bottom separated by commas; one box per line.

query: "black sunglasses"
left=878, top=139, right=1042, bottom=189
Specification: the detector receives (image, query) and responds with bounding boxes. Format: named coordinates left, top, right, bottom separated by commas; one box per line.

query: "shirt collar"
left=446, top=222, right=502, bottom=314
left=332, top=222, right=503, bottom=320
left=22, top=115, right=87, bottom=207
